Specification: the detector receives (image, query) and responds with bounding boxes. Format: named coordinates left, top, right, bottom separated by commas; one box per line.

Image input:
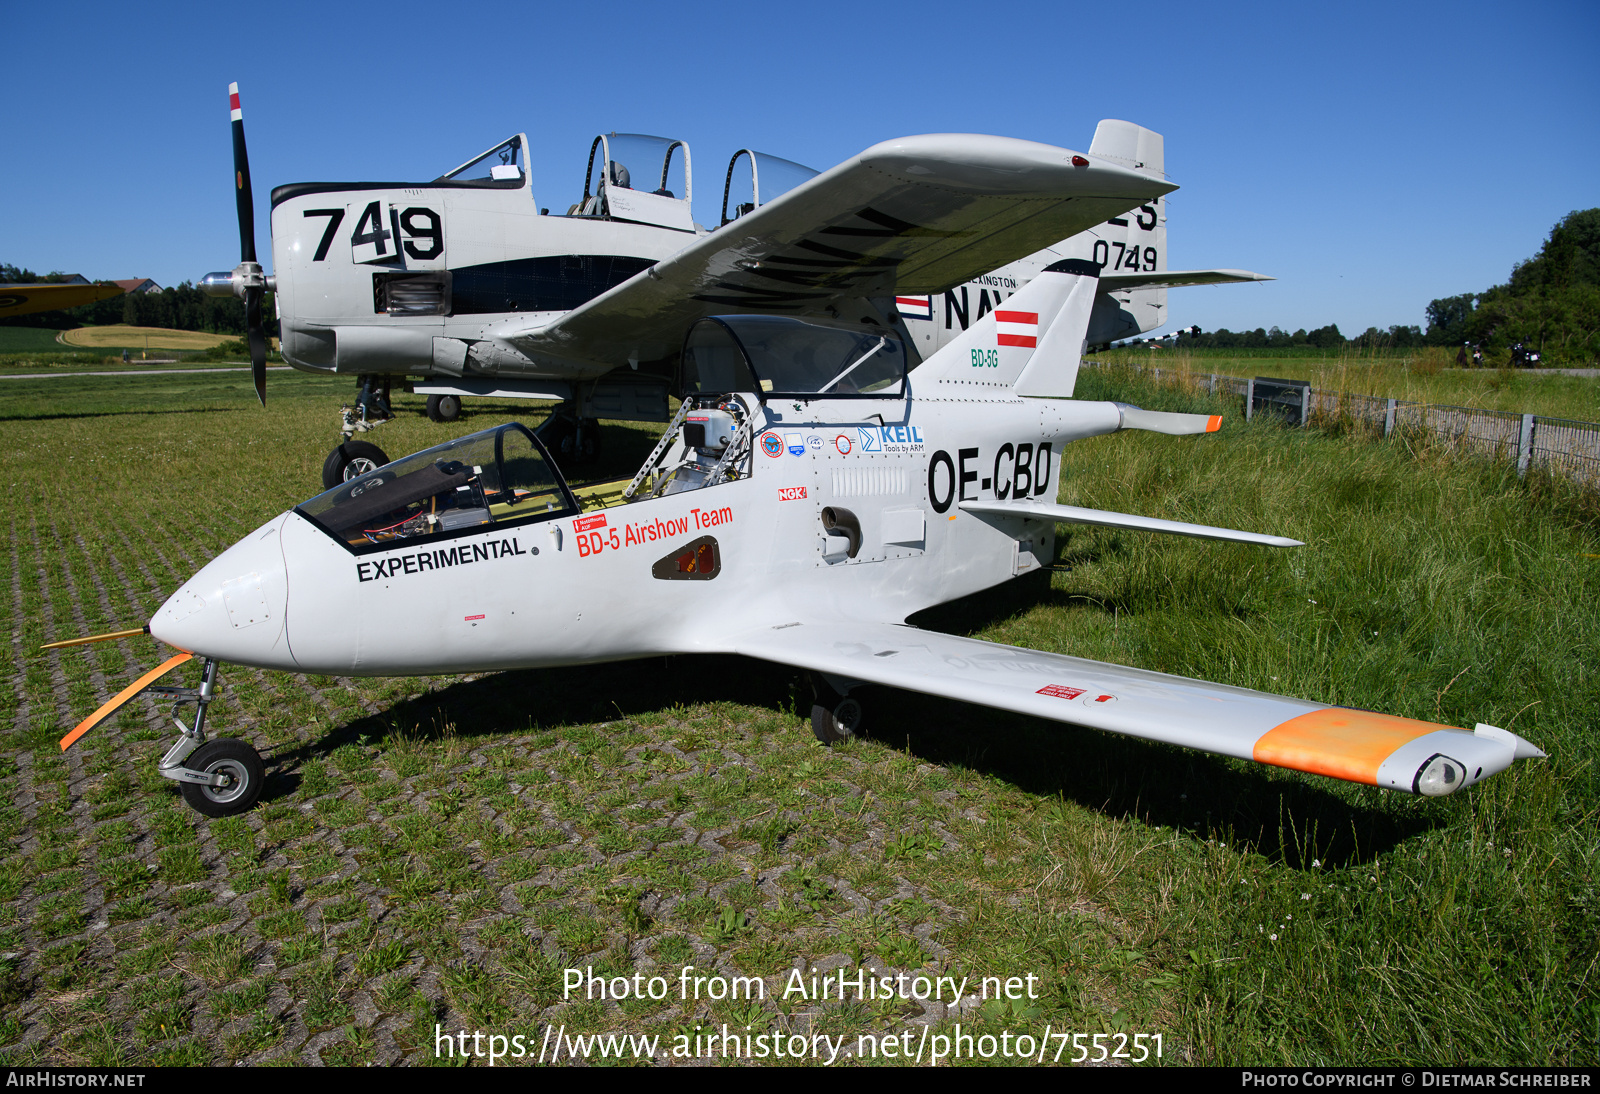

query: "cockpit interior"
left=296, top=312, right=907, bottom=553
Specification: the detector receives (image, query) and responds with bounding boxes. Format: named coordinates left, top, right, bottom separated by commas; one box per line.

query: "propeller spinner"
left=201, top=82, right=272, bottom=405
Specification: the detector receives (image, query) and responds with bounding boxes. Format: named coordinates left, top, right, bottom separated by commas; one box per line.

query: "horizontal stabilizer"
left=1100, top=269, right=1273, bottom=293
left=1115, top=403, right=1221, bottom=435
left=731, top=621, right=1542, bottom=796
left=960, top=499, right=1302, bottom=548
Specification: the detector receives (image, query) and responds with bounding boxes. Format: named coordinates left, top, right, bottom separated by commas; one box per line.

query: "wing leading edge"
left=499, top=134, right=1176, bottom=370
left=732, top=622, right=1542, bottom=796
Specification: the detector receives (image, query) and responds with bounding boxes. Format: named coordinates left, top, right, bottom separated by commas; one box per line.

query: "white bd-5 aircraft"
left=57, top=133, right=1543, bottom=814
left=202, top=85, right=1268, bottom=487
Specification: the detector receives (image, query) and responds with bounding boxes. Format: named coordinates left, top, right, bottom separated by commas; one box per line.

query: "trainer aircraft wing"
left=731, top=621, right=1543, bottom=797
left=500, top=134, right=1176, bottom=370
left=0, top=282, right=127, bottom=319
left=1099, top=268, right=1273, bottom=292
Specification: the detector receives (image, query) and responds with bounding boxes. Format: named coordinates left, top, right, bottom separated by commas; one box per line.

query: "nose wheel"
left=178, top=739, right=265, bottom=817
left=151, top=658, right=267, bottom=817
left=321, top=440, right=391, bottom=489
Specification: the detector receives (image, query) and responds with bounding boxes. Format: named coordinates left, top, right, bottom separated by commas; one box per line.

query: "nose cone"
left=150, top=514, right=296, bottom=669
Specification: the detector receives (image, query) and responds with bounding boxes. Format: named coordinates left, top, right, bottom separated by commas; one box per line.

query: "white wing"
left=959, top=499, right=1304, bottom=549
left=499, top=134, right=1175, bottom=370
left=731, top=621, right=1542, bottom=796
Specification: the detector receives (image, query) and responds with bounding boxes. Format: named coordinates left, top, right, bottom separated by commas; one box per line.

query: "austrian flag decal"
left=995, top=310, right=1038, bottom=348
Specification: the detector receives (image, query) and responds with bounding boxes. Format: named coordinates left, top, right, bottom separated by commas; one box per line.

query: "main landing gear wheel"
left=576, top=418, right=602, bottom=462
left=809, top=676, right=862, bottom=745
left=425, top=393, right=462, bottom=423
left=178, top=739, right=264, bottom=818
left=321, top=440, right=390, bottom=489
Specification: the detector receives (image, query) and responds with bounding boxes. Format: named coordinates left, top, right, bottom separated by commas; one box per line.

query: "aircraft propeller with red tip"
left=201, top=82, right=272, bottom=405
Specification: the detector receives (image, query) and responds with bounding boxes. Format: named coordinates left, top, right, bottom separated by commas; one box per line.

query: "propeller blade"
left=229, top=82, right=268, bottom=406
left=40, top=625, right=150, bottom=651
left=246, top=287, right=267, bottom=406
left=60, top=652, right=193, bottom=751
left=229, top=82, right=256, bottom=264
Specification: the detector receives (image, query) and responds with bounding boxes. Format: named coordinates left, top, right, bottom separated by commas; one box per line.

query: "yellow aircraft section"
left=0, top=281, right=128, bottom=318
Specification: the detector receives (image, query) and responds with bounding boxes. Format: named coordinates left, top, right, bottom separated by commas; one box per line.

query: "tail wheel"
left=178, top=739, right=265, bottom=817
left=426, top=394, right=462, bottom=423
left=809, top=676, right=862, bottom=745
left=321, top=441, right=390, bottom=489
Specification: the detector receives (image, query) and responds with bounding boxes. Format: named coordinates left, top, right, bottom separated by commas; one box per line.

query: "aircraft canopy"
left=681, top=315, right=907, bottom=400
left=297, top=424, right=576, bottom=554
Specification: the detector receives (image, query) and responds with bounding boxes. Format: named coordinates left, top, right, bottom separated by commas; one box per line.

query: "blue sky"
left=4, top=0, right=1595, bottom=337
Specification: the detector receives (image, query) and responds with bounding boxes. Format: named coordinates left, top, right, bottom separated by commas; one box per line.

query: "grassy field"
left=1101, top=348, right=1600, bottom=421
left=1, top=369, right=1594, bottom=1066
left=0, top=328, right=84, bottom=355
left=57, top=326, right=237, bottom=352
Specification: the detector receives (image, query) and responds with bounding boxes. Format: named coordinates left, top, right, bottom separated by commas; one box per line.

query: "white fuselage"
left=149, top=388, right=1121, bottom=676
left=272, top=171, right=698, bottom=379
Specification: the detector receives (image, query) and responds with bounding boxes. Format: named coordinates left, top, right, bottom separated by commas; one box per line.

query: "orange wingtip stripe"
left=59, top=653, right=192, bottom=752
left=1253, top=707, right=1444, bottom=785
left=1206, top=415, right=1222, bottom=433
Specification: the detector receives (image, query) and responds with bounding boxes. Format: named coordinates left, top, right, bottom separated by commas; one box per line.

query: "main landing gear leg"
left=534, top=403, right=602, bottom=472
left=324, top=375, right=394, bottom=488
left=150, top=658, right=265, bottom=817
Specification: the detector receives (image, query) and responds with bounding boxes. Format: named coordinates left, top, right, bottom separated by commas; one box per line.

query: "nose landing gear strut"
left=151, top=658, right=265, bottom=817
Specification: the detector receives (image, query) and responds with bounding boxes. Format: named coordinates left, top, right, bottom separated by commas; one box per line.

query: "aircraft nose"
left=149, top=514, right=296, bottom=669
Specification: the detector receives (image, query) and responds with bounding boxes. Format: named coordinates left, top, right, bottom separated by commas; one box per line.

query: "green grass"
left=0, top=366, right=1593, bottom=1065
left=0, top=327, right=80, bottom=353
left=1098, top=347, right=1600, bottom=421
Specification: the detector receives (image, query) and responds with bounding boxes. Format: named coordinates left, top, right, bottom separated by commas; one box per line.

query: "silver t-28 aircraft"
left=57, top=138, right=1542, bottom=814
left=201, top=85, right=1267, bottom=487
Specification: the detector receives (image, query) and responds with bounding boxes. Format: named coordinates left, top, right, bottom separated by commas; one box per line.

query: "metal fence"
left=1092, top=363, right=1600, bottom=495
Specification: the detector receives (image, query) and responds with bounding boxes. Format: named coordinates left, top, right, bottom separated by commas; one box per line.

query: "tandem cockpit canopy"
left=680, top=316, right=909, bottom=401
left=573, top=133, right=694, bottom=231
left=436, top=135, right=528, bottom=188
left=297, top=424, right=576, bottom=554
left=719, top=150, right=819, bottom=225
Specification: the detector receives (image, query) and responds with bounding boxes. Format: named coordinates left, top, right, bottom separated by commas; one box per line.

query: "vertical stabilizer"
left=914, top=260, right=1100, bottom=397
left=1086, top=120, right=1167, bottom=343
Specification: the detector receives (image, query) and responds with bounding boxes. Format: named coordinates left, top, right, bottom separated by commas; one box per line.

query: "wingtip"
left=1206, top=415, right=1222, bottom=433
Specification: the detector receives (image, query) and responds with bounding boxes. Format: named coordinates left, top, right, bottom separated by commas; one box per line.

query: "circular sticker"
left=760, top=431, right=784, bottom=458
left=807, top=435, right=823, bottom=451
left=834, top=434, right=852, bottom=455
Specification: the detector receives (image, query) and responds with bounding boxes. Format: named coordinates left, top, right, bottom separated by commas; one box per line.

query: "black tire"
left=178, top=739, right=265, bottom=817
left=576, top=419, right=603, bottom=463
left=809, top=677, right=862, bottom=745
left=426, top=393, right=462, bottom=423
left=321, top=441, right=390, bottom=490
left=539, top=417, right=578, bottom=464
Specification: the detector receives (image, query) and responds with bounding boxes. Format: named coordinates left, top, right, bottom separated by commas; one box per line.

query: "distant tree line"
left=1421, top=209, right=1599, bottom=364
left=1, top=263, right=277, bottom=338
left=1127, top=210, right=1600, bottom=364
left=1166, top=323, right=1352, bottom=351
